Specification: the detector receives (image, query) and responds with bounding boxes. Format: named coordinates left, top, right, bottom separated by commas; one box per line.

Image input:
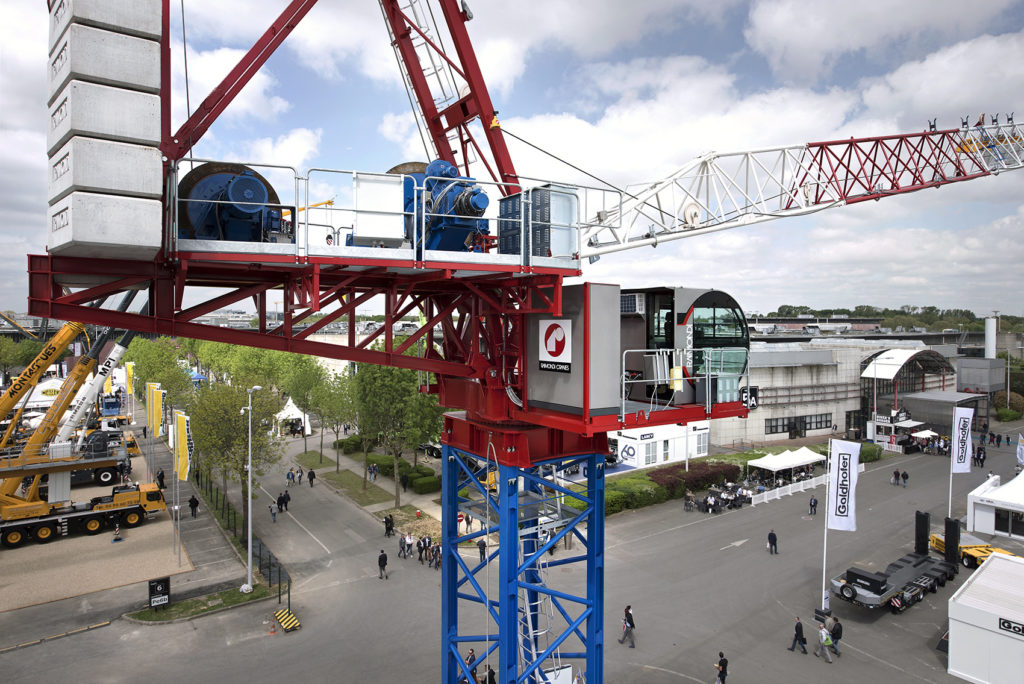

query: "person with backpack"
left=617, top=605, right=636, bottom=648
left=814, top=624, right=834, bottom=663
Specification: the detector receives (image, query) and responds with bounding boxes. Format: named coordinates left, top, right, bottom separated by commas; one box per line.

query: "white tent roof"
left=275, top=397, right=307, bottom=422
left=747, top=447, right=825, bottom=472
left=974, top=473, right=1024, bottom=513
left=860, top=348, right=920, bottom=381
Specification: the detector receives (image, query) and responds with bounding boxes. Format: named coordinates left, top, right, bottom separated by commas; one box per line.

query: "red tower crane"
left=29, top=2, right=1024, bottom=683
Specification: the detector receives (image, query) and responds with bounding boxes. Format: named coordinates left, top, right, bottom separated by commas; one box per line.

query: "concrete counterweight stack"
left=46, top=0, right=163, bottom=261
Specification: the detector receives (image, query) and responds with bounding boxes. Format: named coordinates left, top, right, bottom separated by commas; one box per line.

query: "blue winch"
left=177, top=162, right=292, bottom=243
left=402, top=159, right=490, bottom=252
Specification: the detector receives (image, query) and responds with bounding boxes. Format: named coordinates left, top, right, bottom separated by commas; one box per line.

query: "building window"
left=663, top=440, right=670, bottom=461
left=644, top=442, right=657, bottom=465
left=696, top=431, right=708, bottom=456
left=766, top=414, right=832, bottom=434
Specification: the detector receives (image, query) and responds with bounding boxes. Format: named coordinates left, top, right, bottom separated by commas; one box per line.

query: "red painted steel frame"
left=381, top=0, right=520, bottom=192
left=791, top=128, right=991, bottom=208
left=162, top=0, right=320, bottom=160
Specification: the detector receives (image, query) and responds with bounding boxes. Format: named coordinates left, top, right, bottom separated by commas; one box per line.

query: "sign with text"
left=827, top=440, right=861, bottom=532
left=951, top=406, right=974, bottom=474
left=740, top=386, right=759, bottom=409
left=538, top=319, right=572, bottom=373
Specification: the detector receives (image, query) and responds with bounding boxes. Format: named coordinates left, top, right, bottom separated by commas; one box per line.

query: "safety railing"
left=620, top=347, right=749, bottom=419
left=750, top=463, right=865, bottom=505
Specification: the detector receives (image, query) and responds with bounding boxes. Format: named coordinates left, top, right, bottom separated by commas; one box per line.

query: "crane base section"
left=442, top=437, right=604, bottom=684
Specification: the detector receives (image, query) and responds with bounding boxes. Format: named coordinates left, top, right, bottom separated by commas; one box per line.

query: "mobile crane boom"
left=0, top=321, right=85, bottom=420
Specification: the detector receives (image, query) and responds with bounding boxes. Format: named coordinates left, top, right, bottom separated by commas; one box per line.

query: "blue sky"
left=3, top=0, right=1024, bottom=318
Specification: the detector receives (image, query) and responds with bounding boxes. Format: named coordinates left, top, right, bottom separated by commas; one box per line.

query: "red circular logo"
left=544, top=323, right=567, bottom=358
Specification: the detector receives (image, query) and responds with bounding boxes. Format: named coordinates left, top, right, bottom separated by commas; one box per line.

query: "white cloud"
left=744, top=0, right=1020, bottom=82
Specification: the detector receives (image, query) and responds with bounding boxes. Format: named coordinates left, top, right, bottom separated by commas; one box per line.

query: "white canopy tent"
left=912, top=429, right=938, bottom=438
left=275, top=397, right=312, bottom=436
left=747, top=447, right=825, bottom=473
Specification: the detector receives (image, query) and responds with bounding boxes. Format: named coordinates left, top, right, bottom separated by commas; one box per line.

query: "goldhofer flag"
left=827, top=440, right=860, bottom=532
left=951, top=406, right=974, bottom=474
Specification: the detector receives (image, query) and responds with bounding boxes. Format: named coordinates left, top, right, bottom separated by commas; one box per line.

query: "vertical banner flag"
left=145, top=383, right=158, bottom=435
left=827, top=439, right=861, bottom=532
left=103, top=372, right=113, bottom=395
left=951, top=406, right=974, bottom=474
left=154, top=390, right=164, bottom=437
left=125, top=362, right=134, bottom=392
left=177, top=414, right=194, bottom=481
left=1017, top=433, right=1024, bottom=468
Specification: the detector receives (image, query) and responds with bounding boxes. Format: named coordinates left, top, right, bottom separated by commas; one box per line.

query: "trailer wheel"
left=34, top=523, right=57, bottom=543
left=962, top=555, right=976, bottom=569
left=95, top=468, right=117, bottom=486
left=840, top=584, right=857, bottom=600
left=83, top=517, right=104, bottom=535
left=122, top=509, right=143, bottom=527
left=2, top=528, right=27, bottom=548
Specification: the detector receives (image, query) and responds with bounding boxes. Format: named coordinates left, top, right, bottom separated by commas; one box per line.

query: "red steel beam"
left=163, top=0, right=320, bottom=160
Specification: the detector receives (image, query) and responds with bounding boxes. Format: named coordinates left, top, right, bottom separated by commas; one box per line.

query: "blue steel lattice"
left=441, top=445, right=605, bottom=684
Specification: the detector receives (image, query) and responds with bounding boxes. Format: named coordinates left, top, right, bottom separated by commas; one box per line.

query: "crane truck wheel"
left=34, top=523, right=57, bottom=543
left=83, top=517, right=103, bottom=535
left=2, top=528, right=27, bottom=548
left=95, top=468, right=117, bottom=486
left=840, top=584, right=857, bottom=600
left=122, top=509, right=143, bottom=527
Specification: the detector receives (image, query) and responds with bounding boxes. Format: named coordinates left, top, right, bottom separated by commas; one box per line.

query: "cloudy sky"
left=2, top=0, right=1024, bottom=318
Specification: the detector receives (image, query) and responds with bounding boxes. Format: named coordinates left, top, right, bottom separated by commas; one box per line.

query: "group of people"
left=986, top=431, right=1012, bottom=447
left=285, top=467, right=316, bottom=488
left=461, top=648, right=497, bottom=684
left=972, top=445, right=988, bottom=468
left=789, top=615, right=842, bottom=664
left=268, top=490, right=292, bottom=522
left=368, top=463, right=380, bottom=482
left=386, top=521, right=443, bottom=570
left=891, top=469, right=909, bottom=487
left=920, top=437, right=948, bottom=455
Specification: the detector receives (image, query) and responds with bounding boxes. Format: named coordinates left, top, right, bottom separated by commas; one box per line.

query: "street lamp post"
left=241, top=385, right=262, bottom=594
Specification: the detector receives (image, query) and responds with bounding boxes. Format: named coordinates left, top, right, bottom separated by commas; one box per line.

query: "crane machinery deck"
left=26, top=1, right=1024, bottom=682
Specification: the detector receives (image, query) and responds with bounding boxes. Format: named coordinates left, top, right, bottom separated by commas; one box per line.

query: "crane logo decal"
left=539, top=320, right=571, bottom=373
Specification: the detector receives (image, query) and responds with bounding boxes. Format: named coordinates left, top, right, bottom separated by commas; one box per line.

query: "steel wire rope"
left=180, top=0, right=195, bottom=169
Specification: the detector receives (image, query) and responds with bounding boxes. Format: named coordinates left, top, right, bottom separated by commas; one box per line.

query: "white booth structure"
left=609, top=421, right=709, bottom=470
left=947, top=553, right=1024, bottom=683
left=967, top=474, right=1024, bottom=538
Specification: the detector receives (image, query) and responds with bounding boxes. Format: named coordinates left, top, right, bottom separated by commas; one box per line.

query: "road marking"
left=260, top=485, right=330, bottom=553
left=607, top=508, right=739, bottom=550
left=629, top=663, right=704, bottom=682
left=719, top=538, right=748, bottom=551
left=841, top=642, right=945, bottom=683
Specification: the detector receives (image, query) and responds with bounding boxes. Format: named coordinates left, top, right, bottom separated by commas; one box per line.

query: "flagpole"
left=820, top=439, right=831, bottom=613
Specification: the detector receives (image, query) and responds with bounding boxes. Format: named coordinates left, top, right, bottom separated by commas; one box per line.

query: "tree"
left=187, top=383, right=282, bottom=538
left=0, top=336, right=18, bottom=385
left=282, top=354, right=326, bottom=453
left=354, top=362, right=419, bottom=507
left=312, top=372, right=356, bottom=471
left=123, top=337, right=191, bottom=408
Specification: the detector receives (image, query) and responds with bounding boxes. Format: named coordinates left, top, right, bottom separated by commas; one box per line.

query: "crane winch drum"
left=407, top=159, right=490, bottom=252
left=176, top=162, right=292, bottom=243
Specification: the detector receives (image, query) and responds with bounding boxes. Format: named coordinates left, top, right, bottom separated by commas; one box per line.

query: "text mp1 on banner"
left=827, top=439, right=861, bottom=532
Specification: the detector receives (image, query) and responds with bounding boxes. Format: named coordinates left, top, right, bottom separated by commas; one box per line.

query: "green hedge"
left=996, top=407, right=1023, bottom=422
left=601, top=461, right=741, bottom=515
left=860, top=442, right=882, bottom=463
left=332, top=435, right=368, bottom=454
left=412, top=476, right=441, bottom=494
left=367, top=453, right=411, bottom=477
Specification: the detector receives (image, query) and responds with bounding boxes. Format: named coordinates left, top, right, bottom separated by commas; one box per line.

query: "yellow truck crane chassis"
left=0, top=482, right=165, bottom=548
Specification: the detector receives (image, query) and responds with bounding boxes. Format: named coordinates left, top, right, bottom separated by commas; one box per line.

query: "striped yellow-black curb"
left=274, top=608, right=301, bottom=632
left=0, top=621, right=110, bottom=653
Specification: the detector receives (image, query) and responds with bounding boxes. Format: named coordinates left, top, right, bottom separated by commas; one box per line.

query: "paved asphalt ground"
left=2, top=431, right=1023, bottom=683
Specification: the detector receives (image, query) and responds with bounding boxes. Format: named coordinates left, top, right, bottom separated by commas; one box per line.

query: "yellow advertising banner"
left=175, top=412, right=192, bottom=480
left=154, top=389, right=164, bottom=437
left=125, top=362, right=134, bottom=392
left=145, top=382, right=161, bottom=437
left=103, top=373, right=113, bottom=395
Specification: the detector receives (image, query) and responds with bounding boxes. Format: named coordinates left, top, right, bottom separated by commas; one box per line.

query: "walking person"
left=378, top=549, right=388, bottom=579
left=156, top=468, right=165, bottom=489
left=142, top=425, right=147, bottom=439
left=478, top=537, right=487, bottom=563
left=465, top=648, right=478, bottom=683
left=714, top=651, right=728, bottom=682
left=277, top=493, right=286, bottom=514
left=188, top=494, right=199, bottom=518
left=296, top=466, right=303, bottom=485
left=808, top=495, right=818, bottom=515
left=617, top=605, right=636, bottom=647
left=813, top=624, right=834, bottom=663
left=400, top=471, right=409, bottom=492
left=283, top=490, right=290, bottom=511
left=286, top=468, right=295, bottom=487
left=900, top=470, right=908, bottom=488
left=405, top=533, right=414, bottom=559
left=997, top=433, right=1003, bottom=448
left=892, top=468, right=900, bottom=486
left=830, top=617, right=843, bottom=656
left=307, top=469, right=316, bottom=487
left=767, top=529, right=778, bottom=555
left=788, top=616, right=808, bottom=653
left=269, top=502, right=278, bottom=523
